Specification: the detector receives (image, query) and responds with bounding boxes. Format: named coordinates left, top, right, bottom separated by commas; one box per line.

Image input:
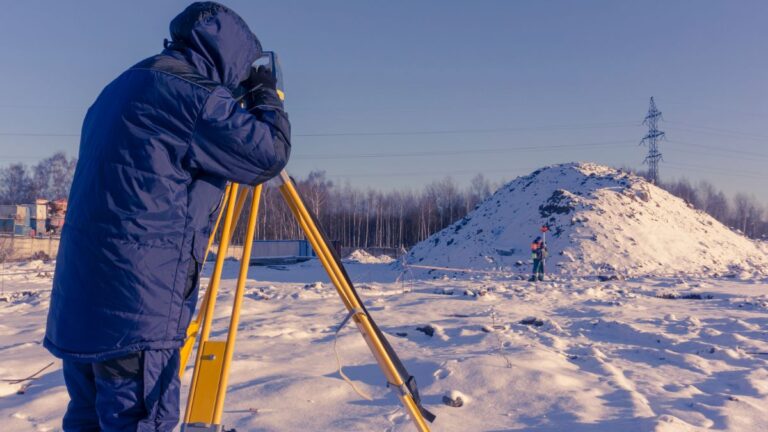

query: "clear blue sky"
left=1, top=1, right=766, bottom=202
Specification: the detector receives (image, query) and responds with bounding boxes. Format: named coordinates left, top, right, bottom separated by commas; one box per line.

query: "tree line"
left=0, top=153, right=498, bottom=247
left=0, top=152, right=76, bottom=204
left=231, top=171, right=496, bottom=249
left=660, top=177, right=767, bottom=239
left=1, top=153, right=766, bottom=246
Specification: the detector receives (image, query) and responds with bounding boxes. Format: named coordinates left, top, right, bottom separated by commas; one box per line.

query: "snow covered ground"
left=344, top=249, right=396, bottom=265
left=1, top=259, right=767, bottom=431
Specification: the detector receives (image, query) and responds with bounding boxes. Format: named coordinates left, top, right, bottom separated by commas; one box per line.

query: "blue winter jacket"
left=44, top=3, right=290, bottom=361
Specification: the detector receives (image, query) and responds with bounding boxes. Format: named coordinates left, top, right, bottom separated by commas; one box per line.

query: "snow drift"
left=408, top=162, right=768, bottom=277
left=344, top=249, right=395, bottom=264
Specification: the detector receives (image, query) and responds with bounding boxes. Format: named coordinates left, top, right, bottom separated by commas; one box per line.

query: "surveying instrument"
left=179, top=52, right=435, bottom=432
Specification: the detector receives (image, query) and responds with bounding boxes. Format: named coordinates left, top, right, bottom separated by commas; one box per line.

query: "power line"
left=1, top=102, right=767, bottom=141
left=4, top=139, right=765, bottom=164
left=326, top=167, right=521, bottom=179
left=293, top=121, right=639, bottom=137
left=659, top=101, right=768, bottom=120
left=0, top=121, right=641, bottom=139
left=2, top=139, right=766, bottom=175
left=666, top=121, right=768, bottom=140
left=324, top=162, right=764, bottom=181
left=0, top=132, right=80, bottom=138
left=293, top=140, right=635, bottom=160
left=665, top=161, right=765, bottom=179
left=5, top=138, right=766, bottom=170
left=664, top=148, right=768, bottom=164
left=667, top=140, right=768, bottom=160
left=0, top=104, right=85, bottom=110
left=665, top=121, right=768, bottom=142
left=0, top=156, right=51, bottom=161
left=0, top=116, right=763, bottom=184
left=5, top=120, right=766, bottom=146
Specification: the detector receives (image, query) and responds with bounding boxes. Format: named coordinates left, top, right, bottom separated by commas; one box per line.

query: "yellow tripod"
left=179, top=171, right=435, bottom=432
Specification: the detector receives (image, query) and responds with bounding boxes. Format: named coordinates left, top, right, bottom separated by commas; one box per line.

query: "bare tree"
left=698, top=181, right=729, bottom=221
left=732, top=193, right=763, bottom=237
left=34, top=152, right=77, bottom=200
left=663, top=178, right=700, bottom=208
left=298, top=170, right=333, bottom=217
left=661, top=177, right=767, bottom=239
left=468, top=173, right=492, bottom=211
left=0, top=164, right=36, bottom=204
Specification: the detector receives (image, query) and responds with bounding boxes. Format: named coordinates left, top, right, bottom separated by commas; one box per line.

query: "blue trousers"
left=61, top=350, right=180, bottom=432
left=531, top=259, right=545, bottom=281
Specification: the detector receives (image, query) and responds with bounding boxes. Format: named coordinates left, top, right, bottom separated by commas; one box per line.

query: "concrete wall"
left=212, top=240, right=315, bottom=259
left=0, top=235, right=60, bottom=261
left=0, top=237, right=352, bottom=263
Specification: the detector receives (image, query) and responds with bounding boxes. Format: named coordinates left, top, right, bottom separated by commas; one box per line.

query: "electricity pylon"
left=641, top=96, right=665, bottom=184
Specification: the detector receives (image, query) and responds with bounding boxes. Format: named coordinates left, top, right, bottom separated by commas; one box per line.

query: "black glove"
left=242, top=65, right=277, bottom=91
left=240, top=65, right=282, bottom=111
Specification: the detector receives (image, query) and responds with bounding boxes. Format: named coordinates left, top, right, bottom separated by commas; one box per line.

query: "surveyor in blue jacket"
left=43, top=2, right=290, bottom=430
left=529, top=236, right=547, bottom=282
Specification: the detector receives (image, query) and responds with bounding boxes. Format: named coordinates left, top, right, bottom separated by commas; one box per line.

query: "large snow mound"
left=408, top=162, right=768, bottom=277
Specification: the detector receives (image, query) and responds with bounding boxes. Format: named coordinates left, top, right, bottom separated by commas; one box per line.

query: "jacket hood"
left=165, top=2, right=262, bottom=90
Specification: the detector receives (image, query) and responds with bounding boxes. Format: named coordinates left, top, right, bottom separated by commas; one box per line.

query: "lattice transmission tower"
left=640, top=97, right=665, bottom=184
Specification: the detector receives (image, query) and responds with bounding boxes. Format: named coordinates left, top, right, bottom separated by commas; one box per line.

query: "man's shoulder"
left=130, top=54, right=220, bottom=93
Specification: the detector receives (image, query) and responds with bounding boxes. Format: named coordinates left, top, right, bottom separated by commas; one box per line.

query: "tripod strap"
left=333, top=307, right=374, bottom=401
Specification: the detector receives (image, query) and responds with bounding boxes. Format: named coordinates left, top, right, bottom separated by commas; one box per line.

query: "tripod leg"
left=212, top=184, right=262, bottom=424
left=180, top=184, right=252, bottom=377
left=204, top=183, right=232, bottom=268
left=277, top=171, right=432, bottom=432
left=184, top=183, right=241, bottom=424
left=180, top=184, right=231, bottom=377
left=228, top=185, right=250, bottom=240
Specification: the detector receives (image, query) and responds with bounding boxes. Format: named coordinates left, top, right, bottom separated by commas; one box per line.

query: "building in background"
left=0, top=204, right=31, bottom=235
left=29, top=199, right=48, bottom=235
left=0, top=199, right=68, bottom=236
left=48, top=199, right=67, bottom=234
